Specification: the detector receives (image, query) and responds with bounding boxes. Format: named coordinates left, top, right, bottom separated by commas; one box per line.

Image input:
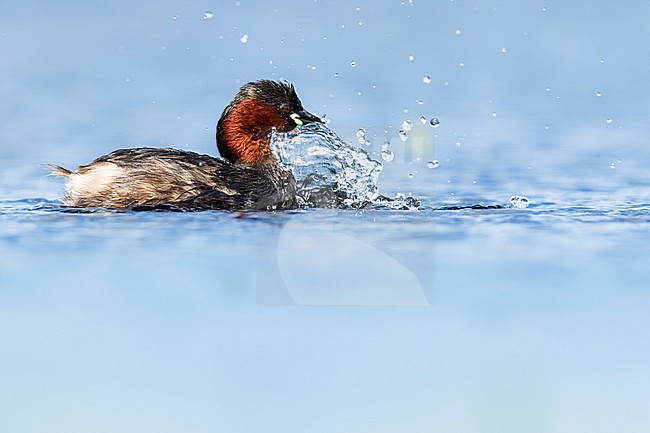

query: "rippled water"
left=3, top=159, right=650, bottom=433
left=4, top=135, right=650, bottom=433
left=3, top=1, right=650, bottom=432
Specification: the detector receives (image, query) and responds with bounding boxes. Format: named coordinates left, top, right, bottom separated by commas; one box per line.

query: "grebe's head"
left=217, top=80, right=322, bottom=164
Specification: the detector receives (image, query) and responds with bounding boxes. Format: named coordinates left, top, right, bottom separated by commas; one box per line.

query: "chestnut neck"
left=217, top=99, right=291, bottom=164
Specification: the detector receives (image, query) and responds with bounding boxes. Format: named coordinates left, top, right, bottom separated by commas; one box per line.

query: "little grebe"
left=50, top=80, right=322, bottom=210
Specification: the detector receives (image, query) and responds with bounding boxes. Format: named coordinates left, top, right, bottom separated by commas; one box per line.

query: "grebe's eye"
left=290, top=113, right=303, bottom=126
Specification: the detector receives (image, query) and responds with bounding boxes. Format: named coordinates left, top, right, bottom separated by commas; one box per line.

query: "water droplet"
left=334, top=72, right=339, bottom=78
left=399, top=130, right=408, bottom=141
left=402, top=120, right=412, bottom=131
left=161, top=45, right=167, bottom=51
left=408, top=173, right=414, bottom=179
left=455, top=141, right=462, bottom=147
left=381, top=148, right=395, bottom=162
left=606, top=118, right=613, bottom=124
left=420, top=116, right=427, bottom=124
left=455, top=29, right=462, bottom=35
left=427, top=160, right=439, bottom=169
left=240, top=34, right=248, bottom=44
left=203, top=11, right=214, bottom=19
left=350, top=60, right=357, bottom=68
left=596, top=91, right=602, bottom=97
left=610, top=162, right=616, bottom=169
left=545, top=87, right=551, bottom=92
left=423, top=75, right=432, bottom=84
left=355, top=128, right=367, bottom=144
left=501, top=47, right=507, bottom=53
left=541, top=7, right=547, bottom=12
left=510, top=195, right=530, bottom=209
left=599, top=58, right=605, bottom=64
left=408, top=55, right=414, bottom=61
left=417, top=100, right=423, bottom=105
left=429, top=117, right=440, bottom=128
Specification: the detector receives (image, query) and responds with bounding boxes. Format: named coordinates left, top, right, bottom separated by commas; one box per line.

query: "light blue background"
left=2, top=1, right=650, bottom=432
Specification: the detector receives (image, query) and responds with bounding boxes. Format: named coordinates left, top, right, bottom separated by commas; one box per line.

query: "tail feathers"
left=47, top=164, right=73, bottom=177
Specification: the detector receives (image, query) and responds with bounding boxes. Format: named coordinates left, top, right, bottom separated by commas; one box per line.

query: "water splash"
left=510, top=195, right=531, bottom=209
left=381, top=142, right=395, bottom=162
left=270, top=123, right=506, bottom=212
left=381, top=148, right=395, bottom=162
left=355, top=128, right=368, bottom=145
left=271, top=123, right=382, bottom=209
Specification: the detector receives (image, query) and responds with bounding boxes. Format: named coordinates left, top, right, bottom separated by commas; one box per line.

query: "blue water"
left=3, top=1, right=650, bottom=432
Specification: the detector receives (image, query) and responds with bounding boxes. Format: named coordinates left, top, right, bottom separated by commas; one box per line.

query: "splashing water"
left=271, top=123, right=383, bottom=209
left=510, top=195, right=531, bottom=209
left=381, top=148, right=395, bottom=162
left=381, top=142, right=395, bottom=162
left=270, top=123, right=509, bottom=211
left=355, top=128, right=368, bottom=145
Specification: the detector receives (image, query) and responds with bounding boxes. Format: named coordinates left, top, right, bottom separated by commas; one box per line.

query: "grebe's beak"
left=290, top=110, right=323, bottom=126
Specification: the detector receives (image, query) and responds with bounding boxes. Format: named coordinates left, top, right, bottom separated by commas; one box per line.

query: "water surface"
left=2, top=1, right=650, bottom=432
